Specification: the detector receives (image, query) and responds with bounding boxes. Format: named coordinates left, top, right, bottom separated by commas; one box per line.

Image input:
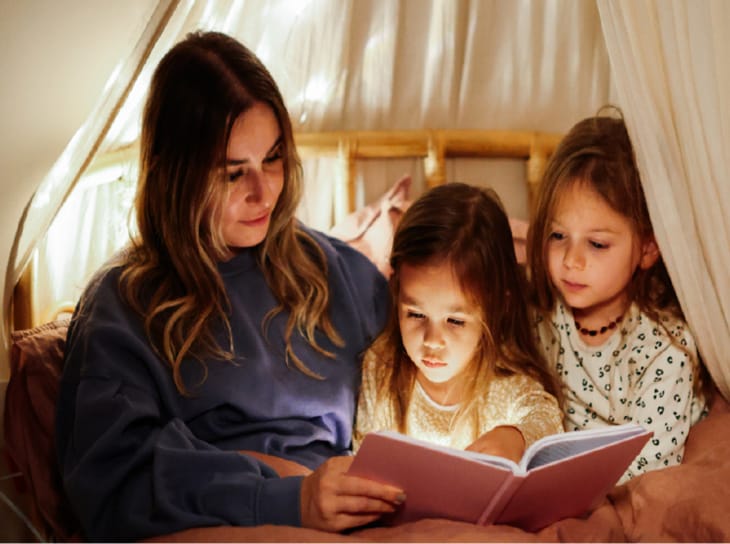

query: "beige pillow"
left=5, top=318, right=82, bottom=541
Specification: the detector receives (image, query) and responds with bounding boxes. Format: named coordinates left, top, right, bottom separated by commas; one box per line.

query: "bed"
left=4, top=129, right=730, bottom=542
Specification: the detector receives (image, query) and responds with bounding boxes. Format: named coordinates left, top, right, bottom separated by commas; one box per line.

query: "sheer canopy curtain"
left=598, top=0, right=730, bottom=400
left=22, top=0, right=612, bottom=326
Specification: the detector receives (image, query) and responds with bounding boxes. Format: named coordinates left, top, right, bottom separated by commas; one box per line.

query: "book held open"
left=348, top=424, right=652, bottom=531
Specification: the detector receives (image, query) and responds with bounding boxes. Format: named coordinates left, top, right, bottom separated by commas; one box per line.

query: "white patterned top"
left=536, top=301, right=707, bottom=483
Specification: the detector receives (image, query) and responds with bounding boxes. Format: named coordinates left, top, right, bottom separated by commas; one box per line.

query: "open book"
left=348, top=424, right=651, bottom=531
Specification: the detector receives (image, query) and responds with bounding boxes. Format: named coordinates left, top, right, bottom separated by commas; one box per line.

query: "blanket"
left=5, top=319, right=730, bottom=542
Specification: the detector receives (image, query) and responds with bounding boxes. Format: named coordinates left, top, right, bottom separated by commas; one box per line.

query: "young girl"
left=526, top=111, right=709, bottom=483
left=354, top=182, right=563, bottom=463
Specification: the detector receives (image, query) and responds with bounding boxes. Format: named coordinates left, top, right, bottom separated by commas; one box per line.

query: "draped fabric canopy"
left=598, top=0, right=730, bottom=400
left=6, top=0, right=729, bottom=398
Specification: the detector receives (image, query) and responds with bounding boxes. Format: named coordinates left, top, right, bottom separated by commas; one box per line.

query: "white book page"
left=375, top=430, right=520, bottom=472
left=519, top=424, right=646, bottom=471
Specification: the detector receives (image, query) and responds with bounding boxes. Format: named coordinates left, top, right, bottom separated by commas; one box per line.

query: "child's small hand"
left=465, top=425, right=526, bottom=463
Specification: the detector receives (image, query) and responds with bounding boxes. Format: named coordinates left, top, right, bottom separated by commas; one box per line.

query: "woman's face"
left=221, top=102, right=285, bottom=249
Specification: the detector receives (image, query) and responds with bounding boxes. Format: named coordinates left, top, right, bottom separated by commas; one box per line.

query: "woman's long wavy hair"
left=117, top=31, right=341, bottom=393
left=369, top=182, right=561, bottom=434
left=526, top=107, right=709, bottom=398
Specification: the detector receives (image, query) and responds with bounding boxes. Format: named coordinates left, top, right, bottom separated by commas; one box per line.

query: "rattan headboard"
left=294, top=129, right=563, bottom=212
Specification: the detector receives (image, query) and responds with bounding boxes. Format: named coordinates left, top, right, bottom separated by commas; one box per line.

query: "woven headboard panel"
left=294, top=129, right=563, bottom=213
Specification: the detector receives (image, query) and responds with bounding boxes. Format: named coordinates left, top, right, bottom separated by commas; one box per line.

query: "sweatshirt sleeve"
left=59, top=375, right=302, bottom=541
left=56, top=280, right=303, bottom=541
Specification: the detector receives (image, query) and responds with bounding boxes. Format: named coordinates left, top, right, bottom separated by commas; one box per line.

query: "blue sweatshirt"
left=56, top=228, right=388, bottom=541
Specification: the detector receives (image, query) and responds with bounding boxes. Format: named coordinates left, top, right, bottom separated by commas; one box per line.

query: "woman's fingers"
left=322, top=456, right=406, bottom=505
left=338, top=458, right=406, bottom=504
left=339, top=478, right=406, bottom=509
left=328, top=493, right=399, bottom=514
left=300, top=456, right=405, bottom=532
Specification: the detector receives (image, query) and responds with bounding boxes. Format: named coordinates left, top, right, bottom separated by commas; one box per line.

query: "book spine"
left=477, top=474, right=524, bottom=526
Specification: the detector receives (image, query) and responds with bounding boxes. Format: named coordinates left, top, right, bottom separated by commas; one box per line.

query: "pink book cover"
left=348, top=431, right=518, bottom=525
left=495, top=430, right=650, bottom=530
left=348, top=425, right=651, bottom=529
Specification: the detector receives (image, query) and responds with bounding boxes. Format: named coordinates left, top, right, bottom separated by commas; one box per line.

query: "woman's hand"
left=300, top=456, right=405, bottom=532
left=465, top=425, right=526, bottom=464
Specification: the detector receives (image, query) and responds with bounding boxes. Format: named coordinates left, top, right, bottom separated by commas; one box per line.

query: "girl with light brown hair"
left=355, top=182, right=563, bottom=462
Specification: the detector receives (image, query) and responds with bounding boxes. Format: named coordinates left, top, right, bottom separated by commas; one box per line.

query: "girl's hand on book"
left=300, top=455, right=406, bottom=532
left=466, top=425, right=526, bottom=463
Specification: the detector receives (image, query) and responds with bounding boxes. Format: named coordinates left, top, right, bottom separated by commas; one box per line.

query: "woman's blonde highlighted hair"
left=116, top=31, right=341, bottom=393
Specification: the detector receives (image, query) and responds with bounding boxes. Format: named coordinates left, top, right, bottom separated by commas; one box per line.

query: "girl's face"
left=547, top=181, right=654, bottom=322
left=398, top=260, right=483, bottom=404
left=221, top=102, right=285, bottom=249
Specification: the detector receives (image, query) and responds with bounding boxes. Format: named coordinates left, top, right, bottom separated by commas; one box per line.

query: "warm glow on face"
left=398, top=261, right=483, bottom=404
left=221, top=102, right=285, bottom=249
left=547, top=181, right=642, bottom=323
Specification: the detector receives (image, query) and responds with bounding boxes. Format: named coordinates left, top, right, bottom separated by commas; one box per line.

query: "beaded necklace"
left=574, top=315, right=623, bottom=336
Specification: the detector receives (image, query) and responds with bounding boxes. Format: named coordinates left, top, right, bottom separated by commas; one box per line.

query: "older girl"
left=527, top=110, right=709, bottom=482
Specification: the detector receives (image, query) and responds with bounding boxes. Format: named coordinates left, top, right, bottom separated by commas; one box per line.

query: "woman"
left=56, top=30, right=403, bottom=541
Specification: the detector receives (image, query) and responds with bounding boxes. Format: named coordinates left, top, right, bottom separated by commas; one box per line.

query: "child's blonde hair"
left=370, top=182, right=561, bottom=434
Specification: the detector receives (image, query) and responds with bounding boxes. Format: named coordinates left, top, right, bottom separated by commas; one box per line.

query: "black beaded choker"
left=574, top=315, right=623, bottom=336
